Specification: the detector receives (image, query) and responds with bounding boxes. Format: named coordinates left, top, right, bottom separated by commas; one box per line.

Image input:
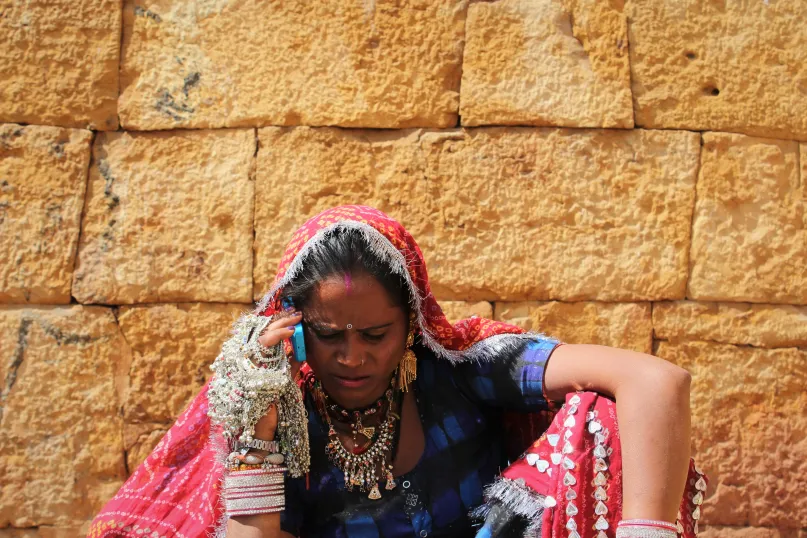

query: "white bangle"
left=616, top=520, right=677, bottom=538
left=223, top=469, right=285, bottom=517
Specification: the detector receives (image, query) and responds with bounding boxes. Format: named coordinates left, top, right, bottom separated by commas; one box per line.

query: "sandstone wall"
left=1, top=0, right=805, bottom=535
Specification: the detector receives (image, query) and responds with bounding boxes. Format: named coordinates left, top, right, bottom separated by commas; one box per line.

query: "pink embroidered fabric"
left=497, top=392, right=706, bottom=538
left=88, top=385, right=224, bottom=538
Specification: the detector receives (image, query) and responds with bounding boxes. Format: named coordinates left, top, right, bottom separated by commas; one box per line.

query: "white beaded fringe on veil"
left=253, top=220, right=548, bottom=364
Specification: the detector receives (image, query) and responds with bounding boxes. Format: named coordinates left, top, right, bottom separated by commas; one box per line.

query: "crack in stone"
left=566, top=11, right=586, bottom=52
left=683, top=134, right=705, bottom=299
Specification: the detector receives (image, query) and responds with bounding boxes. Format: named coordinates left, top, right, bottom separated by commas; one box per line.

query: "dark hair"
left=281, top=228, right=412, bottom=315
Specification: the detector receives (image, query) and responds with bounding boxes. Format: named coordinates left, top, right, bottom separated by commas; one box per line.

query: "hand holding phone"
left=281, top=298, right=307, bottom=363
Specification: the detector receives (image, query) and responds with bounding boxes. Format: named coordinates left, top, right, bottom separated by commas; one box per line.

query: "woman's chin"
left=323, top=376, right=388, bottom=409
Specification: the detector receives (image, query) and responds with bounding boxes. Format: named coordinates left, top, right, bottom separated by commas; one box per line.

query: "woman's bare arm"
left=226, top=514, right=294, bottom=538
left=543, top=344, right=692, bottom=522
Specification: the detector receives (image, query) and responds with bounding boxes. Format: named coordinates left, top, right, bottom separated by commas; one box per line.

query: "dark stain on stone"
left=0, top=318, right=32, bottom=421
left=0, top=201, right=8, bottom=226
left=98, top=159, right=121, bottom=210
left=284, top=111, right=302, bottom=124
left=182, top=72, right=201, bottom=97
left=39, top=319, right=96, bottom=347
left=97, top=159, right=121, bottom=252
left=101, top=228, right=115, bottom=246
left=188, top=250, right=206, bottom=277
left=42, top=203, right=63, bottom=238
left=155, top=89, right=194, bottom=122
left=50, top=141, right=65, bottom=159
left=45, top=203, right=62, bottom=222
left=133, top=5, right=162, bottom=23
left=0, top=127, right=24, bottom=150
left=0, top=127, right=25, bottom=139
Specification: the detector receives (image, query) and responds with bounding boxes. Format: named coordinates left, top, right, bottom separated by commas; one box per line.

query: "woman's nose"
left=335, top=338, right=363, bottom=368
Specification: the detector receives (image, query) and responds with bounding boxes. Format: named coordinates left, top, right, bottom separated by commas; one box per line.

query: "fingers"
left=269, top=311, right=303, bottom=330
left=257, top=312, right=302, bottom=348
left=254, top=403, right=278, bottom=441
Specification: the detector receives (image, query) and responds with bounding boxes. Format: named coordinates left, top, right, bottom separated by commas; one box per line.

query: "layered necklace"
left=310, top=374, right=402, bottom=500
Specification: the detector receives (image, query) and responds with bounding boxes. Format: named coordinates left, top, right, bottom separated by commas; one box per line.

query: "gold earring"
left=398, top=328, right=417, bottom=392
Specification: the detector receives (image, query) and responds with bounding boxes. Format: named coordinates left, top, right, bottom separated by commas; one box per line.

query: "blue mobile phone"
left=281, top=298, right=306, bottom=363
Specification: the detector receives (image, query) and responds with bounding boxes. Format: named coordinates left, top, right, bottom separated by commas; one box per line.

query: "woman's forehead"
left=307, top=273, right=403, bottom=323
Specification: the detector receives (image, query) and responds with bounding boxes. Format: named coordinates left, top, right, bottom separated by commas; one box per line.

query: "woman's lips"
left=332, top=375, right=371, bottom=389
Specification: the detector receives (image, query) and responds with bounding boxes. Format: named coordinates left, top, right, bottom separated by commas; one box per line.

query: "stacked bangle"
left=616, top=520, right=678, bottom=538
left=223, top=466, right=287, bottom=516
left=236, top=438, right=281, bottom=453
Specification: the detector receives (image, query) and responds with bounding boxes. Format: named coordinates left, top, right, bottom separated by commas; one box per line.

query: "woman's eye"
left=362, top=332, right=385, bottom=342
left=315, top=331, right=341, bottom=341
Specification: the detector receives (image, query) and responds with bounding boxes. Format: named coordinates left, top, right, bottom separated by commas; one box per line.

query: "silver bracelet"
left=616, top=520, right=678, bottom=538
left=237, top=438, right=280, bottom=453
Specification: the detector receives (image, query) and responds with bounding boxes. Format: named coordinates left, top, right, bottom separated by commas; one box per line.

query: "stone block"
left=495, top=301, right=652, bottom=354
left=438, top=301, right=494, bottom=324
left=72, top=129, right=255, bottom=304
left=119, top=0, right=466, bottom=129
left=654, top=301, right=807, bottom=348
left=461, top=0, right=632, bottom=128
left=0, top=0, right=120, bottom=130
left=657, top=341, right=807, bottom=527
left=119, top=303, right=247, bottom=423
left=0, top=306, right=128, bottom=528
left=627, top=0, right=807, bottom=140
left=0, top=125, right=92, bottom=304
left=699, top=528, right=800, bottom=538
left=255, top=126, right=699, bottom=302
left=688, top=133, right=806, bottom=304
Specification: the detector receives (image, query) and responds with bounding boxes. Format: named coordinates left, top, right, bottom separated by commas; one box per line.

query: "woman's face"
left=301, top=271, right=409, bottom=409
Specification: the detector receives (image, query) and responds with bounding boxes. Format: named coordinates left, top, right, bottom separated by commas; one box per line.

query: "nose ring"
left=361, top=358, right=365, bottom=366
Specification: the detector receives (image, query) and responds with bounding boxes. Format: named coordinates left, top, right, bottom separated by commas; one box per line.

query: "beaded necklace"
left=311, top=374, right=402, bottom=500
left=324, top=382, right=390, bottom=447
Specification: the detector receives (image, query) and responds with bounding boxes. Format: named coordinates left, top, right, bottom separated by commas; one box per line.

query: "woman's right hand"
left=250, top=311, right=303, bottom=445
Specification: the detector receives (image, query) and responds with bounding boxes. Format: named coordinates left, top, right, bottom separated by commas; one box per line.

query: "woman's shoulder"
left=412, top=342, right=486, bottom=394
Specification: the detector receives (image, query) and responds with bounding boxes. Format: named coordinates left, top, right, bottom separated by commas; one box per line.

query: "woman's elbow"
left=653, top=360, right=692, bottom=403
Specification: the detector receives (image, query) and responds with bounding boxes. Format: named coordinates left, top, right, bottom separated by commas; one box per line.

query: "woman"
left=89, top=205, right=704, bottom=538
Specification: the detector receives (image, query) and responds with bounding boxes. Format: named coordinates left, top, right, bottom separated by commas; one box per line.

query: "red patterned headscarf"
left=254, top=205, right=526, bottom=360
